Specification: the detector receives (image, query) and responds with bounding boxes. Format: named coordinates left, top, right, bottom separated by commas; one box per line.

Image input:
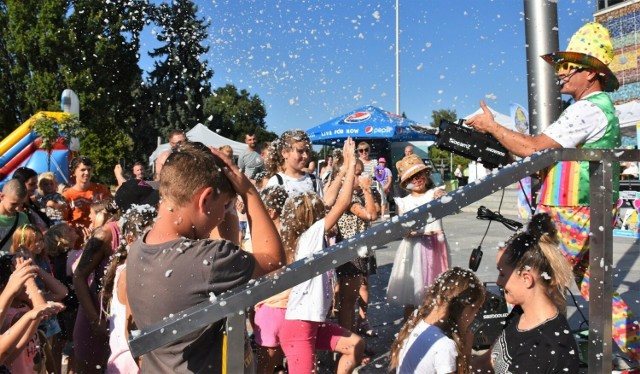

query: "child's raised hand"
left=342, top=137, right=355, bottom=165
left=26, top=301, right=65, bottom=322
left=359, top=175, right=372, bottom=190
left=4, top=258, right=38, bottom=298
left=209, top=146, right=253, bottom=195
left=433, top=188, right=447, bottom=199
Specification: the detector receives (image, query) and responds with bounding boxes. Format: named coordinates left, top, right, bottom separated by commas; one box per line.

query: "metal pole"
left=523, top=0, right=561, bottom=135
left=588, top=160, right=614, bottom=374
left=395, top=0, right=400, bottom=115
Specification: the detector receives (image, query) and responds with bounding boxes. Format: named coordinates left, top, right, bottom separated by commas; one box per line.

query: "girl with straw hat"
left=386, top=154, right=450, bottom=320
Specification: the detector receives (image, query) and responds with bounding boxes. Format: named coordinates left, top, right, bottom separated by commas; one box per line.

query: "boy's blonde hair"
left=160, top=142, right=233, bottom=207
left=38, top=172, right=58, bottom=195
left=218, top=144, right=233, bottom=158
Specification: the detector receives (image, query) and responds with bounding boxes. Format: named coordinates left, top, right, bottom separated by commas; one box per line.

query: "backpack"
left=274, top=173, right=317, bottom=192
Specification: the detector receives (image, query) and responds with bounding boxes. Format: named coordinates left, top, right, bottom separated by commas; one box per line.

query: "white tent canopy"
left=463, top=106, right=517, bottom=132
left=615, top=100, right=640, bottom=138
left=148, top=124, right=246, bottom=165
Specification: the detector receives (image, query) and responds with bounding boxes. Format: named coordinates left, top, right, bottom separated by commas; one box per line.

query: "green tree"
left=147, top=0, right=212, bottom=138
left=0, top=2, right=20, bottom=137
left=204, top=84, right=276, bottom=143
left=63, top=0, right=148, bottom=182
left=428, top=109, right=470, bottom=178
left=0, top=0, right=69, bottom=136
left=31, top=113, right=85, bottom=171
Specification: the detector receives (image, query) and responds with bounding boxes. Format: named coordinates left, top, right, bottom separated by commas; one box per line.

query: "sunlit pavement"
left=313, top=211, right=640, bottom=373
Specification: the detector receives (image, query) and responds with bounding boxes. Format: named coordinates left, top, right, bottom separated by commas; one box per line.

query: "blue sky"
left=138, top=0, right=597, bottom=136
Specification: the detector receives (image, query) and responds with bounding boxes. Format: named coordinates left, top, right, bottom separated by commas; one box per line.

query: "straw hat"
left=396, top=154, right=430, bottom=189
left=541, top=22, right=619, bottom=92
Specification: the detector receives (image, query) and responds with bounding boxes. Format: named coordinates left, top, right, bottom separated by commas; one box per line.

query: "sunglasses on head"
left=358, top=148, right=369, bottom=153
left=554, top=62, right=586, bottom=74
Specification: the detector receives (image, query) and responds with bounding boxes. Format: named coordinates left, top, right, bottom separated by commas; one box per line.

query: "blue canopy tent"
left=306, top=105, right=437, bottom=145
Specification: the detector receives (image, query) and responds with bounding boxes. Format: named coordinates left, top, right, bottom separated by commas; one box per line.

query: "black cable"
left=476, top=205, right=523, bottom=232
left=517, top=178, right=535, bottom=216
left=469, top=189, right=523, bottom=271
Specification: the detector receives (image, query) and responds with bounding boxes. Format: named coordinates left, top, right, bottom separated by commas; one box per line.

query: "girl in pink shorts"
left=254, top=185, right=289, bottom=373
left=278, top=138, right=364, bottom=373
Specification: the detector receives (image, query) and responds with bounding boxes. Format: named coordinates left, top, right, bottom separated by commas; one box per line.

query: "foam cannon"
left=410, top=119, right=510, bottom=169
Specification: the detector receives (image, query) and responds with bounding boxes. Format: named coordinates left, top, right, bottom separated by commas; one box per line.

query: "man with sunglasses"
left=467, top=23, right=640, bottom=366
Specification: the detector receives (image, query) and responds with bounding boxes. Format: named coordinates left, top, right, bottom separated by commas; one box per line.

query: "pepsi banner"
left=306, top=105, right=437, bottom=145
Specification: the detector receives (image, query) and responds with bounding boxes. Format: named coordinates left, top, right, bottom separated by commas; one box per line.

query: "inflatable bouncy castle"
left=0, top=111, right=71, bottom=188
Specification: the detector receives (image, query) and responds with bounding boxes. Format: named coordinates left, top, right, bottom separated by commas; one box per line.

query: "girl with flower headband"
left=472, top=213, right=579, bottom=373
left=389, top=267, right=485, bottom=374
left=387, top=153, right=450, bottom=320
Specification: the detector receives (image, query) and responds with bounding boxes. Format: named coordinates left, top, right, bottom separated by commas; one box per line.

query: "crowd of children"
left=0, top=129, right=592, bottom=374
left=0, top=157, right=160, bottom=373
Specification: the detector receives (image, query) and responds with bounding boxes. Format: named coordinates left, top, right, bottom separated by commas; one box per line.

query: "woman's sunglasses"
left=357, top=148, right=369, bottom=153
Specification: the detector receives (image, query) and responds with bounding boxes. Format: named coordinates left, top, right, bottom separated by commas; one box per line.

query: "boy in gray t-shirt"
left=127, top=142, right=285, bottom=373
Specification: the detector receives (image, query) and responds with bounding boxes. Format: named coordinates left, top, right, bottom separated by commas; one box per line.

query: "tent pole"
left=395, top=0, right=400, bottom=115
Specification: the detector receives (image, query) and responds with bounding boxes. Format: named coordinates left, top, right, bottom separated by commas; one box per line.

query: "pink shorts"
left=254, top=305, right=286, bottom=348
left=279, top=319, right=349, bottom=373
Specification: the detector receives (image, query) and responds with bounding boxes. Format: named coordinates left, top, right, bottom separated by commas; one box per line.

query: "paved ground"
left=314, top=210, right=640, bottom=373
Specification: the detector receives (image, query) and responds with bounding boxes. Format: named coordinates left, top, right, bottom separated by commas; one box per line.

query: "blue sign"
left=306, top=105, right=437, bottom=145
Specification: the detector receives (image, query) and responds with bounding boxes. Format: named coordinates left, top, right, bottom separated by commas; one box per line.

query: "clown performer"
left=467, top=22, right=639, bottom=364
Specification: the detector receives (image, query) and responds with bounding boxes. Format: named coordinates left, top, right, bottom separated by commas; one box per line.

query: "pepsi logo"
left=365, top=126, right=373, bottom=134
left=344, top=111, right=371, bottom=123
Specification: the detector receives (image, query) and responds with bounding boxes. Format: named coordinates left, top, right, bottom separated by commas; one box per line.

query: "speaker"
left=470, top=283, right=509, bottom=350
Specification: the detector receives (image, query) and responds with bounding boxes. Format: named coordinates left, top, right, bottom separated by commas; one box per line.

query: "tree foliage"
left=31, top=114, right=85, bottom=152
left=146, top=0, right=212, bottom=138
left=427, top=109, right=471, bottom=176
left=0, top=0, right=69, bottom=136
left=204, top=84, right=276, bottom=143
left=0, top=0, right=274, bottom=183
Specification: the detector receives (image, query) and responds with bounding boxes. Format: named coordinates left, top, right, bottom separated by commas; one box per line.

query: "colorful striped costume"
left=537, top=92, right=639, bottom=363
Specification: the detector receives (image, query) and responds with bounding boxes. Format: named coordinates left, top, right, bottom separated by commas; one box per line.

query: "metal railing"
left=129, top=148, right=640, bottom=374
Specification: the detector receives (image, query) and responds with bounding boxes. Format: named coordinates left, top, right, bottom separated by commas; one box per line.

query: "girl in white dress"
left=387, top=154, right=450, bottom=319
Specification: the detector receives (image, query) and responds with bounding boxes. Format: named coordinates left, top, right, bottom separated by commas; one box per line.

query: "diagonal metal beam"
left=129, top=149, right=640, bottom=362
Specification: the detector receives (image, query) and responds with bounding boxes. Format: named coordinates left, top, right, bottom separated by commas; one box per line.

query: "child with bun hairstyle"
left=278, top=138, right=364, bottom=373
left=472, top=213, right=579, bottom=373
left=389, top=267, right=485, bottom=374
left=387, top=154, right=450, bottom=319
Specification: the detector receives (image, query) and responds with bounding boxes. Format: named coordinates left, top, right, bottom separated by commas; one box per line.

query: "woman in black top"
left=473, top=213, right=580, bottom=373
